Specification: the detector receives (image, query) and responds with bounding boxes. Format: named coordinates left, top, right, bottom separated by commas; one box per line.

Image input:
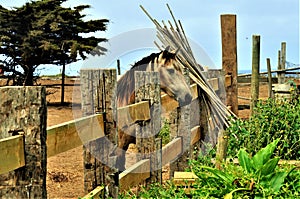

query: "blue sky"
left=0, top=0, right=299, bottom=75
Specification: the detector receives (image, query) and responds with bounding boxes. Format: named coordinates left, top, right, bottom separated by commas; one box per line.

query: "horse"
left=114, top=48, right=192, bottom=171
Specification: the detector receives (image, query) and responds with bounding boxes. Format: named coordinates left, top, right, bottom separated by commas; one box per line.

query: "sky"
left=0, top=0, right=299, bottom=75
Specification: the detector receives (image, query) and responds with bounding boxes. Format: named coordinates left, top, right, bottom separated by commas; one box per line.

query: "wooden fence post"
left=221, top=14, right=238, bottom=115
left=0, top=86, right=47, bottom=198
left=250, top=35, right=260, bottom=116
left=215, top=130, right=228, bottom=170
left=169, top=68, right=191, bottom=177
left=80, top=69, right=118, bottom=198
left=267, top=58, right=273, bottom=98
left=277, top=50, right=281, bottom=83
left=135, top=71, right=162, bottom=184
left=279, top=42, right=286, bottom=84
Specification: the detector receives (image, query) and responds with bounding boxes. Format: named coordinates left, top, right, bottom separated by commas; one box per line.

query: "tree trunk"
left=23, top=66, right=34, bottom=86
left=61, top=63, right=65, bottom=105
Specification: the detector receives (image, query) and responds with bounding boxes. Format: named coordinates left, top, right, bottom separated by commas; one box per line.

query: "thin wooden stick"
left=140, top=4, right=237, bottom=130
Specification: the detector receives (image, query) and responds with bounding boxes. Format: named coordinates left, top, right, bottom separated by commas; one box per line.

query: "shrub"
left=226, top=97, right=300, bottom=160
left=120, top=140, right=299, bottom=198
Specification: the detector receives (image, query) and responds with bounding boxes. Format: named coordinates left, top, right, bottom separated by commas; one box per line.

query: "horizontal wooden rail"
left=119, top=159, right=150, bottom=191
left=238, top=77, right=278, bottom=84
left=0, top=135, right=25, bottom=174
left=47, top=114, right=105, bottom=157
left=207, top=78, right=219, bottom=91
left=82, top=186, right=104, bottom=199
left=118, top=101, right=150, bottom=129
left=43, top=83, right=81, bottom=87
left=47, top=101, right=151, bottom=157
left=162, top=137, right=182, bottom=166
left=238, top=96, right=251, bottom=101
left=118, top=125, right=202, bottom=189
left=238, top=67, right=300, bottom=77
left=191, top=125, right=201, bottom=145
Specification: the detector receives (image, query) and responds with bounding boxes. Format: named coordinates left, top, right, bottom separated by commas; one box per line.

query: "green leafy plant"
left=158, top=119, right=171, bottom=145
left=119, top=140, right=298, bottom=198
left=234, top=139, right=291, bottom=196
left=227, top=97, right=300, bottom=160
left=193, top=139, right=295, bottom=198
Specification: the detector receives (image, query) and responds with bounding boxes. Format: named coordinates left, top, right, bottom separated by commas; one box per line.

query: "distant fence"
left=237, top=66, right=300, bottom=83
left=237, top=66, right=300, bottom=111
left=0, top=68, right=225, bottom=198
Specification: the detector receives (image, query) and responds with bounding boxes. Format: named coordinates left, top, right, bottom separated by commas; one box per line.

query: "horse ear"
left=165, top=46, right=171, bottom=52
left=170, top=47, right=180, bottom=55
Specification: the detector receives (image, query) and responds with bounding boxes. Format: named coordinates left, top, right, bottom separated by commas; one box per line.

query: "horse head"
left=150, top=49, right=192, bottom=106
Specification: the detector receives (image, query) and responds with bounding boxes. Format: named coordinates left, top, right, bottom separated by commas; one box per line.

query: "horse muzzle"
left=178, top=93, right=192, bottom=107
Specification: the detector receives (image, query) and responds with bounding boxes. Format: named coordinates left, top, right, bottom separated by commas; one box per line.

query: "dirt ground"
left=0, top=77, right=270, bottom=198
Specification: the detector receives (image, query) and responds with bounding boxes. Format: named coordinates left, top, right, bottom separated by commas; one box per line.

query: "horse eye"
left=167, top=68, right=175, bottom=74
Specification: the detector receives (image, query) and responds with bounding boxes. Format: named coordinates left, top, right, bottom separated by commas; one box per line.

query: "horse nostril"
left=178, top=94, right=192, bottom=107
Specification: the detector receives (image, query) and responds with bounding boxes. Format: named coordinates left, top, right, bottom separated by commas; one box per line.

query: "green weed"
left=227, top=97, right=300, bottom=160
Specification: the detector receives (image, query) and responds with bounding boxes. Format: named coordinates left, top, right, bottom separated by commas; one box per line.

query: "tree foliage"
left=0, top=0, right=109, bottom=85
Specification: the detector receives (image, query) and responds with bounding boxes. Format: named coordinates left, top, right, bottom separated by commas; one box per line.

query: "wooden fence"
left=0, top=68, right=223, bottom=198
left=237, top=66, right=300, bottom=111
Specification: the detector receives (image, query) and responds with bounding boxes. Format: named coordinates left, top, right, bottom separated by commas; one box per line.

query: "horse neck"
left=117, top=63, right=149, bottom=107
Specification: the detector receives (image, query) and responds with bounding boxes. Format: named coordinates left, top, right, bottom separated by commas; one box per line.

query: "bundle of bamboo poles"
left=140, top=4, right=236, bottom=131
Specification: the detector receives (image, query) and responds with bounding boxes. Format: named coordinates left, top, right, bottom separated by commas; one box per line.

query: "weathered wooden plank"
left=81, top=69, right=118, bottom=196
left=272, top=84, right=291, bottom=92
left=221, top=14, right=238, bottom=115
left=250, top=35, right=261, bottom=116
left=0, top=135, right=25, bottom=174
left=135, top=71, right=162, bottom=184
left=278, top=42, right=286, bottom=84
left=161, top=94, right=179, bottom=114
left=46, top=100, right=150, bottom=157
left=47, top=114, right=104, bottom=157
left=118, top=101, right=150, bottom=128
left=173, top=171, right=199, bottom=194
left=267, top=58, right=273, bottom=98
left=237, top=67, right=300, bottom=77
left=173, top=171, right=199, bottom=186
left=161, top=93, right=178, bottom=114
left=191, top=126, right=201, bottom=145
left=190, top=83, right=199, bottom=99
left=170, top=68, right=191, bottom=174
left=82, top=186, right=105, bottom=199
left=0, top=86, right=47, bottom=198
left=119, top=159, right=150, bottom=191
left=207, top=78, right=219, bottom=91
left=161, top=137, right=182, bottom=166
left=238, top=77, right=278, bottom=84
left=224, top=75, right=232, bottom=87
left=174, top=171, right=199, bottom=180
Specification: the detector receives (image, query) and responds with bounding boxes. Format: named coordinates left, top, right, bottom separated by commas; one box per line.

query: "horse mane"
left=117, top=50, right=175, bottom=107
left=117, top=52, right=159, bottom=107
